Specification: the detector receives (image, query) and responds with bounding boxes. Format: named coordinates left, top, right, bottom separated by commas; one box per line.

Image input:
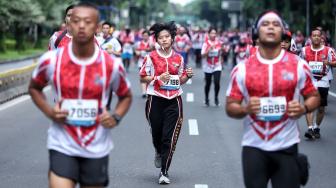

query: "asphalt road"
left=0, top=62, right=336, bottom=188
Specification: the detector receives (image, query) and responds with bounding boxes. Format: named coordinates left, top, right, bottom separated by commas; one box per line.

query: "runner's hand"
left=287, top=100, right=305, bottom=119
left=50, top=102, right=68, bottom=124
left=99, top=108, right=117, bottom=129
left=160, top=72, right=170, bottom=83
left=186, top=67, right=194, bottom=78
left=245, top=97, right=260, bottom=115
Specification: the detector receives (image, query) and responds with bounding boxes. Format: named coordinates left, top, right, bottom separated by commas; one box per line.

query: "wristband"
left=111, top=113, right=122, bottom=125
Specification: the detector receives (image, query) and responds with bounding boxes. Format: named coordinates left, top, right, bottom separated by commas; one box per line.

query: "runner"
left=226, top=11, right=320, bottom=188
left=191, top=27, right=204, bottom=68
left=135, top=30, right=152, bottom=98
left=120, top=28, right=135, bottom=72
left=140, top=21, right=193, bottom=184
left=49, top=5, right=74, bottom=50
left=174, top=26, right=192, bottom=67
left=201, top=27, right=223, bottom=106
left=97, top=21, right=122, bottom=58
left=300, top=27, right=336, bottom=139
left=28, top=3, right=132, bottom=187
left=234, top=37, right=249, bottom=64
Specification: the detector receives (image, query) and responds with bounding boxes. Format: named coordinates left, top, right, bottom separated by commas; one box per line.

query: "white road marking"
left=0, top=95, right=31, bottom=111
left=186, top=79, right=192, bottom=85
left=188, top=119, right=199, bottom=135
left=329, top=91, right=336, bottom=98
left=186, top=92, right=194, bottom=102
left=0, top=86, right=51, bottom=111
left=195, top=184, right=208, bottom=188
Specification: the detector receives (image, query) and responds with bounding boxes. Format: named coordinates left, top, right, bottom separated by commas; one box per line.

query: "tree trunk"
left=14, top=24, right=26, bottom=51
left=0, top=30, right=6, bottom=53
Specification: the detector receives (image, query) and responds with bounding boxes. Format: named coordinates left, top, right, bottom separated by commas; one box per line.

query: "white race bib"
left=239, top=51, right=246, bottom=58
left=208, top=49, right=219, bottom=57
left=61, top=99, right=98, bottom=127
left=123, top=43, right=132, bottom=52
left=140, top=50, right=147, bottom=57
left=257, top=97, right=287, bottom=122
left=160, top=75, right=180, bottom=90
left=309, top=61, right=323, bottom=74
left=177, top=41, right=185, bottom=48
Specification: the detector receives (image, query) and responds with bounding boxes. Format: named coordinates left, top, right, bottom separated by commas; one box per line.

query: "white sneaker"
left=158, top=172, right=170, bottom=184
left=154, top=152, right=161, bottom=168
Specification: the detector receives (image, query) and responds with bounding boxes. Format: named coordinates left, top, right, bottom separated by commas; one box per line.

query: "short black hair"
left=311, top=27, right=322, bottom=35
left=149, top=21, right=177, bottom=41
left=74, top=2, right=100, bottom=22
left=64, top=4, right=75, bottom=18
left=208, top=26, right=217, bottom=33
left=142, top=30, right=150, bottom=35
left=102, top=21, right=111, bottom=27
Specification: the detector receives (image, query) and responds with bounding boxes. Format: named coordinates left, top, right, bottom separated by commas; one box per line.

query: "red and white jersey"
left=246, top=45, right=258, bottom=57
left=201, top=39, right=222, bottom=73
left=192, top=32, right=204, bottom=49
left=48, top=30, right=72, bottom=50
left=174, top=34, right=191, bottom=52
left=140, top=50, right=186, bottom=99
left=300, top=45, right=336, bottom=88
left=235, top=45, right=249, bottom=64
left=135, top=40, right=151, bottom=68
left=226, top=49, right=317, bottom=151
left=120, top=33, right=135, bottom=53
left=32, top=42, right=131, bottom=158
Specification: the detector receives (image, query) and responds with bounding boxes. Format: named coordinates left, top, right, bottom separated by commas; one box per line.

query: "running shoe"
left=313, top=127, right=320, bottom=139
left=158, top=172, right=170, bottom=184
left=304, top=128, right=315, bottom=139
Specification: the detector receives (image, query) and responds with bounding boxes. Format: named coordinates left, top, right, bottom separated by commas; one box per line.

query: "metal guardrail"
left=0, top=63, right=37, bottom=104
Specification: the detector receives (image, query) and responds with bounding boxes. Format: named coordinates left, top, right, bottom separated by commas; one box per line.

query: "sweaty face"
left=65, top=9, right=73, bottom=24
left=70, top=7, right=99, bottom=44
left=157, top=30, right=172, bottom=49
left=209, top=30, right=217, bottom=41
left=102, top=24, right=110, bottom=36
left=311, top=30, right=321, bottom=46
left=258, top=15, right=283, bottom=47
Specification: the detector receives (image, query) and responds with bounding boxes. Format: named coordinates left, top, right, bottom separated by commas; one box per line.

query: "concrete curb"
left=0, top=53, right=42, bottom=65
left=0, top=64, right=37, bottom=104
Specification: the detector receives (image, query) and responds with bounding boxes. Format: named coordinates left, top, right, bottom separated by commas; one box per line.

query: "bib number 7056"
left=61, top=99, right=98, bottom=127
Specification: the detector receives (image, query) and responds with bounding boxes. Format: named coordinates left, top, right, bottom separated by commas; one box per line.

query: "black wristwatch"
left=111, top=113, right=122, bottom=125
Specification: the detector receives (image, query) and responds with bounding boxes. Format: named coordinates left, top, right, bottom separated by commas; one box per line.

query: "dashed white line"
left=188, top=119, right=199, bottom=135
left=195, top=184, right=208, bottom=188
left=329, top=91, right=336, bottom=98
left=186, top=93, right=194, bottom=102
left=186, top=79, right=192, bottom=85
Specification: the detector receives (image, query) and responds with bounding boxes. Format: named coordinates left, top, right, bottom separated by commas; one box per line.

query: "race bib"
left=140, top=50, right=147, bottom=57
left=257, top=97, right=287, bottom=122
left=239, top=52, right=246, bottom=58
left=61, top=99, right=98, bottom=127
left=208, top=49, right=219, bottom=57
left=160, top=75, right=180, bottom=90
left=123, top=44, right=132, bottom=52
left=177, top=41, right=185, bottom=48
left=308, top=61, right=323, bottom=74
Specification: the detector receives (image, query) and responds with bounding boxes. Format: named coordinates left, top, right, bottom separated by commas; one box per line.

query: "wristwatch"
left=111, top=113, right=122, bottom=125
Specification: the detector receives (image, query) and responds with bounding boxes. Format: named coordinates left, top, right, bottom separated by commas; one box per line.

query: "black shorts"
left=49, top=150, right=109, bottom=187
left=318, top=87, right=329, bottom=107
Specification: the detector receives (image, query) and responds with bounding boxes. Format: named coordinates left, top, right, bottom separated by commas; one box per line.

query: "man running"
left=49, top=5, right=74, bottom=50
left=226, top=11, right=320, bottom=188
left=300, top=27, right=336, bottom=139
left=29, top=3, right=132, bottom=187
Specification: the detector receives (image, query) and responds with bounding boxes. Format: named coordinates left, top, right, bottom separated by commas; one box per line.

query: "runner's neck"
left=258, top=44, right=282, bottom=60
left=72, top=40, right=96, bottom=60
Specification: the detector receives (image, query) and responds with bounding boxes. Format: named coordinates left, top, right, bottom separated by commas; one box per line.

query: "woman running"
left=140, top=21, right=194, bottom=184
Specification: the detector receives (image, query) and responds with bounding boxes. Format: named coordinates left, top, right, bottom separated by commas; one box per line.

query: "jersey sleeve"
left=48, top=32, right=58, bottom=51
left=298, top=58, right=317, bottom=97
left=327, top=47, right=336, bottom=62
left=139, top=55, right=154, bottom=77
left=112, top=38, right=122, bottom=52
left=178, top=56, right=187, bottom=78
left=201, top=43, right=207, bottom=55
left=32, top=51, right=56, bottom=87
left=226, top=65, right=245, bottom=101
left=110, top=61, right=131, bottom=97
